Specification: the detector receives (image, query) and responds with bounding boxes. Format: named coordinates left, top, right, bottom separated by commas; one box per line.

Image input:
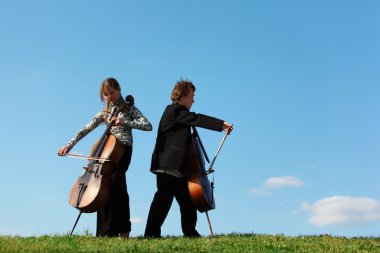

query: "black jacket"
left=150, top=103, right=224, bottom=178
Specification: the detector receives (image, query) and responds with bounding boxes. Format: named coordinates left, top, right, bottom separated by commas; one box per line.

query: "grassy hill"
left=1, top=233, right=379, bottom=253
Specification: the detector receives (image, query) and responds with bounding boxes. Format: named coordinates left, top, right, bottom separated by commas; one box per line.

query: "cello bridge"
left=201, top=169, right=215, bottom=176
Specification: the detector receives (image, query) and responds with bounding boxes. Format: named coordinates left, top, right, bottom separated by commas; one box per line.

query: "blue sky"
left=0, top=0, right=379, bottom=237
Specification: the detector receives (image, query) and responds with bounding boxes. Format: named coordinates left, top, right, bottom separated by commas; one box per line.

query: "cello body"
left=187, top=128, right=215, bottom=213
left=69, top=104, right=127, bottom=213
left=69, top=135, right=124, bottom=213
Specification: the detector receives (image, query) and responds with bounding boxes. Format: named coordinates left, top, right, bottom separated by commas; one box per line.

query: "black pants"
left=144, top=173, right=200, bottom=238
left=96, top=145, right=132, bottom=237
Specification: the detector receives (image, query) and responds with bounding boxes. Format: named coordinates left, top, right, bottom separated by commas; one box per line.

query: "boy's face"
left=181, top=88, right=195, bottom=109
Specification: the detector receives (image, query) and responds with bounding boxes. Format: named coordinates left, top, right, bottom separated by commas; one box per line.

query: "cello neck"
left=191, top=127, right=210, bottom=163
left=90, top=99, right=130, bottom=160
left=90, top=106, right=119, bottom=159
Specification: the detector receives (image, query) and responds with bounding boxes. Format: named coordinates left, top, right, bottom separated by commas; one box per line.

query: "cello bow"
left=205, top=124, right=233, bottom=175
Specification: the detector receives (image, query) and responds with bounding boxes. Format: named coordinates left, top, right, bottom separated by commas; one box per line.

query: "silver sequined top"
left=66, top=96, right=152, bottom=150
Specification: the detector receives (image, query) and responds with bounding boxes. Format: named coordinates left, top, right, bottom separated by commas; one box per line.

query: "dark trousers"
left=144, top=173, right=200, bottom=238
left=96, top=145, right=132, bottom=237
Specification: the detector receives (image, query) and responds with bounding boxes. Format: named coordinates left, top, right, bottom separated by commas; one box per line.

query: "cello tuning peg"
left=125, top=95, right=134, bottom=105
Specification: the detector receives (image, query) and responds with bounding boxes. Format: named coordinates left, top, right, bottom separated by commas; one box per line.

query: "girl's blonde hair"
left=99, top=77, right=121, bottom=120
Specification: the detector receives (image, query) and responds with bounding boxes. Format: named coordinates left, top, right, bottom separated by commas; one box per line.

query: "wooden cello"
left=68, top=96, right=132, bottom=235
left=187, top=126, right=214, bottom=212
left=187, top=125, right=232, bottom=236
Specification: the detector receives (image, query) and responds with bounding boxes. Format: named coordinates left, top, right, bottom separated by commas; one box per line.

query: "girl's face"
left=103, top=85, right=121, bottom=103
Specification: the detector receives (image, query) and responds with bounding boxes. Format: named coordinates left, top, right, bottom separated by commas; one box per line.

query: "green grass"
left=0, top=234, right=379, bottom=253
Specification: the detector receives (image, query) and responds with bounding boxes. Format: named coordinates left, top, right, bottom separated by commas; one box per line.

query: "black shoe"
left=184, top=231, right=201, bottom=238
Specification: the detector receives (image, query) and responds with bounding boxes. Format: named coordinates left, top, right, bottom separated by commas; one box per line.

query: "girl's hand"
left=111, top=117, right=125, bottom=125
left=58, top=146, right=69, bottom=156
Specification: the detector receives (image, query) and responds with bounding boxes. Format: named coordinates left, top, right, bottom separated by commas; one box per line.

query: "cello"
left=187, top=125, right=232, bottom=236
left=67, top=95, right=133, bottom=235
